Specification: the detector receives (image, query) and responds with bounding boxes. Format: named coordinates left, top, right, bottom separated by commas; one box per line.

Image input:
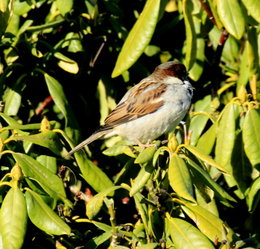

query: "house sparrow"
left=67, top=61, right=193, bottom=156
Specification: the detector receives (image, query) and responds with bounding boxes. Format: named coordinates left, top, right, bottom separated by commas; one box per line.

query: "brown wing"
left=103, top=82, right=167, bottom=128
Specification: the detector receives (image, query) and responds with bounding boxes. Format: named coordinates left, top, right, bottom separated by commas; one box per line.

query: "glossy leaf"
left=189, top=95, right=212, bottom=146
left=25, top=190, right=71, bottom=235
left=3, top=87, right=21, bottom=116
left=44, top=73, right=80, bottom=142
left=186, top=158, right=236, bottom=203
left=183, top=0, right=196, bottom=70
left=169, top=153, right=195, bottom=202
left=56, top=0, right=73, bottom=16
left=13, top=153, right=67, bottom=201
left=241, top=0, right=260, bottom=22
left=112, top=0, right=160, bottom=77
left=133, top=192, right=149, bottom=232
left=74, top=151, right=114, bottom=193
left=181, top=201, right=234, bottom=242
left=166, top=214, right=215, bottom=249
left=196, top=123, right=217, bottom=155
left=37, top=155, right=57, bottom=174
left=134, top=145, right=158, bottom=164
left=184, top=144, right=229, bottom=174
left=130, top=162, right=154, bottom=196
left=136, top=243, right=158, bottom=249
left=0, top=187, right=27, bottom=249
left=0, top=112, right=41, bottom=130
left=86, top=186, right=121, bottom=219
left=13, top=131, right=62, bottom=155
left=215, top=104, right=241, bottom=171
left=217, top=0, right=245, bottom=39
left=54, top=52, right=79, bottom=74
left=246, top=177, right=260, bottom=212
left=242, top=109, right=260, bottom=167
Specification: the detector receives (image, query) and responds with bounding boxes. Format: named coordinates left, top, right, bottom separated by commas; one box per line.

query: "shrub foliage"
left=0, top=0, right=259, bottom=248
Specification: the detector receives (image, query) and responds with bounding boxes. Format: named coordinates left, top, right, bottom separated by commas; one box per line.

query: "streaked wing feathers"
left=103, top=83, right=167, bottom=128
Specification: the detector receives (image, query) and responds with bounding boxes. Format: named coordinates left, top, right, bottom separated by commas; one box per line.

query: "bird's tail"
left=66, top=129, right=110, bottom=157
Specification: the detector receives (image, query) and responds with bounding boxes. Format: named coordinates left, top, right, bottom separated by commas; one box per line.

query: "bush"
left=0, top=0, right=259, bottom=248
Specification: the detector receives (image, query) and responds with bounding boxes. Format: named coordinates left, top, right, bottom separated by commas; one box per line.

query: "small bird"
left=67, top=61, right=193, bottom=156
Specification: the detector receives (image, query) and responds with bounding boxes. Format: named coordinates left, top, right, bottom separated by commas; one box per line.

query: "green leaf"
left=54, top=52, right=79, bottom=74
left=56, top=0, right=73, bottom=16
left=217, top=0, right=245, bottom=39
left=0, top=187, right=27, bottom=249
left=13, top=131, right=62, bottom=155
left=13, top=153, right=67, bottom=201
left=74, top=151, right=114, bottom=193
left=0, top=112, right=41, bottom=130
left=189, top=95, right=212, bottom=146
left=181, top=201, right=234, bottom=242
left=130, top=162, right=154, bottom=196
left=183, top=0, right=196, bottom=70
left=0, top=0, right=13, bottom=35
left=215, top=104, right=241, bottom=171
left=169, top=153, right=195, bottom=202
left=246, top=177, right=260, bottom=212
left=25, top=190, right=71, bottom=235
left=37, top=155, right=57, bottom=174
left=196, top=123, right=217, bottom=155
left=133, top=192, right=149, bottom=232
left=242, top=109, right=260, bottom=167
left=186, top=158, right=236, bottom=203
left=86, top=186, right=121, bottom=219
left=136, top=243, right=158, bottom=249
left=111, top=0, right=160, bottom=77
left=166, top=214, right=215, bottom=249
left=3, top=87, right=21, bottom=116
left=241, top=0, right=260, bottom=22
left=134, top=145, right=158, bottom=164
left=44, top=73, right=80, bottom=142
left=13, top=0, right=32, bottom=15
left=184, top=144, right=229, bottom=174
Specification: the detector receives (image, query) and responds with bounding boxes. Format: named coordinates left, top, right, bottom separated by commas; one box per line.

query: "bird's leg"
left=180, top=121, right=191, bottom=144
left=134, top=139, right=157, bottom=150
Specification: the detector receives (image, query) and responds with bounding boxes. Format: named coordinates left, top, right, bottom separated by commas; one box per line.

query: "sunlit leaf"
left=56, top=0, right=73, bottom=16
left=166, top=214, right=215, bottom=249
left=242, top=109, right=260, bottom=167
left=3, top=87, right=21, bottom=116
left=184, top=144, right=229, bottom=174
left=0, top=187, right=27, bottom=249
left=112, top=0, right=160, bottom=77
left=0, top=113, right=41, bottom=130
left=13, top=153, right=67, bottom=202
left=189, top=95, right=212, bottom=146
left=217, top=0, right=245, bottom=39
left=196, top=123, right=217, bottom=155
left=44, top=73, right=80, bottom=142
left=130, top=162, right=154, bottom=196
left=86, top=186, right=121, bottom=219
left=54, top=52, right=79, bottom=74
left=186, top=158, right=236, bottom=203
left=25, top=190, right=71, bottom=235
left=169, top=153, right=195, bottom=202
left=183, top=0, right=196, bottom=70
left=241, top=0, right=260, bottom=22
left=246, top=177, right=260, bottom=212
left=134, top=145, right=158, bottom=164
left=181, top=200, right=234, bottom=242
left=13, top=131, right=62, bottom=155
left=74, top=151, right=114, bottom=193
left=215, top=104, right=241, bottom=171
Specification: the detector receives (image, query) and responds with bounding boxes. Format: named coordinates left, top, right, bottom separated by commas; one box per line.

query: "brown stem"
left=199, top=0, right=217, bottom=26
